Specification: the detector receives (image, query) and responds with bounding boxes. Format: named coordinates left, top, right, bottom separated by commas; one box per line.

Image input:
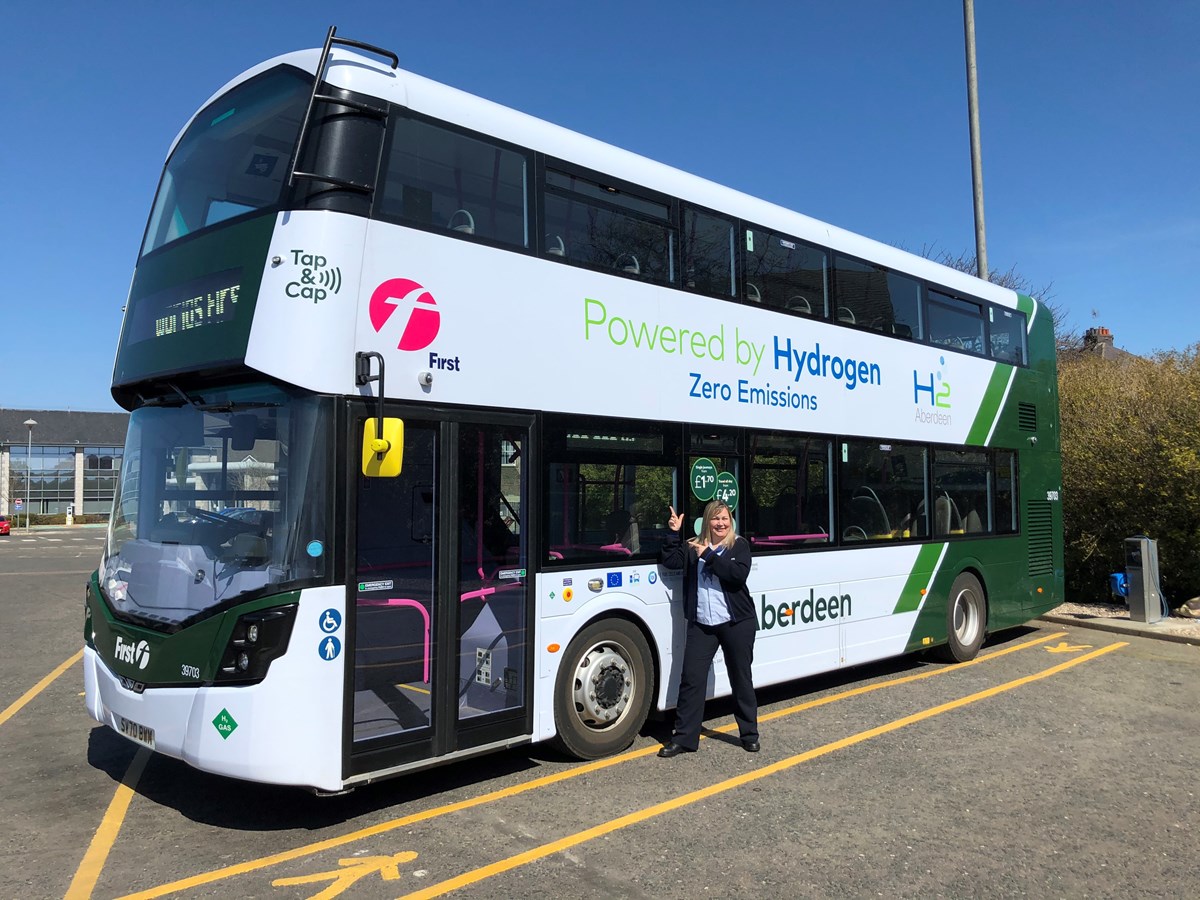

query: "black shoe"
left=741, top=739, right=760, bottom=753
left=657, top=741, right=694, bottom=758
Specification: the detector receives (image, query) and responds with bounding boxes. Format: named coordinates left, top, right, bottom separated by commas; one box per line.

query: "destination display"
left=127, top=268, right=242, bottom=345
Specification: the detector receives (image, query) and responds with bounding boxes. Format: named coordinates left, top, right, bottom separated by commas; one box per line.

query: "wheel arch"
left=567, top=605, right=665, bottom=711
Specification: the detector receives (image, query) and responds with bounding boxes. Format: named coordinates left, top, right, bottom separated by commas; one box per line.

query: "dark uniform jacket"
left=660, top=531, right=754, bottom=624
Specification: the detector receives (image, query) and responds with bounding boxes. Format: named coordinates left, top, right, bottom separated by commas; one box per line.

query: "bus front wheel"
left=553, top=618, right=654, bottom=760
left=933, top=572, right=987, bottom=662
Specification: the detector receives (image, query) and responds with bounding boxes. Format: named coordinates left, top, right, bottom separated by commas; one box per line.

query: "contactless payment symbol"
left=319, top=609, right=341, bottom=633
left=370, top=278, right=440, bottom=351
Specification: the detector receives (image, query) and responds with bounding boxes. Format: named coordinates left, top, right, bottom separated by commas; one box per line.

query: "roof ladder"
left=288, top=25, right=399, bottom=195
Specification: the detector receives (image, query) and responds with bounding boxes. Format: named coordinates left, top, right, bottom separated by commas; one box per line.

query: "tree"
left=1058, top=345, right=1200, bottom=602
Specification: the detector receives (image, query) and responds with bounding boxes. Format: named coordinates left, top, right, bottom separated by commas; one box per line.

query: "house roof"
left=0, top=408, right=129, bottom=446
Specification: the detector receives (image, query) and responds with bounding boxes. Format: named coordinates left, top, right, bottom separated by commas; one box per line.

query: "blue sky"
left=5, top=1, right=1197, bottom=413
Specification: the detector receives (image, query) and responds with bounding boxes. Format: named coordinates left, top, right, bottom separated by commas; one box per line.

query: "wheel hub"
left=572, top=642, right=635, bottom=728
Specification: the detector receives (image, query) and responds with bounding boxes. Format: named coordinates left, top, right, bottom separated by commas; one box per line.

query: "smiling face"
left=706, top=504, right=732, bottom=543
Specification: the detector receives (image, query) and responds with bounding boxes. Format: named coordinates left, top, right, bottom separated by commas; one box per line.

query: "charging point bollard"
left=1124, top=536, right=1165, bottom=624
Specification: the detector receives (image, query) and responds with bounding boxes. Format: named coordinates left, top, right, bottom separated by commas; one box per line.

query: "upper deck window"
left=682, top=208, right=735, bottom=298
left=833, top=255, right=922, bottom=338
left=377, top=115, right=530, bottom=249
left=744, top=228, right=828, bottom=316
left=988, top=306, right=1028, bottom=365
left=141, top=67, right=311, bottom=257
left=543, top=167, right=676, bottom=286
left=928, top=289, right=985, bottom=355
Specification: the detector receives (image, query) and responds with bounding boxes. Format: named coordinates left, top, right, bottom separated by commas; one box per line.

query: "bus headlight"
left=216, top=605, right=297, bottom=684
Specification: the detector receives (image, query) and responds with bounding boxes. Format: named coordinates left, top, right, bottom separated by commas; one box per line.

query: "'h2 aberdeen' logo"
left=369, top=278, right=440, bottom=351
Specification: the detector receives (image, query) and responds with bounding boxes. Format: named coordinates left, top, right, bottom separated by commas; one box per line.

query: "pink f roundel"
left=369, top=278, right=440, bottom=351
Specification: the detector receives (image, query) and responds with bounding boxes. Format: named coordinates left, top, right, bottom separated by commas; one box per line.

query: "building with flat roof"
left=0, top=409, right=129, bottom=518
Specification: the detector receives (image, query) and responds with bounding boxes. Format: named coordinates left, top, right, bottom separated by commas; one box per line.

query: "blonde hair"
left=690, top=500, right=737, bottom=551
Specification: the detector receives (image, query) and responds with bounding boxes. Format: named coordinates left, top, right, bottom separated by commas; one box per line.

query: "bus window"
left=378, top=115, right=530, bottom=249
left=932, top=449, right=991, bottom=536
left=994, top=451, right=1018, bottom=535
left=544, top=417, right=679, bottom=564
left=746, top=432, right=832, bottom=549
left=833, top=255, right=922, bottom=337
left=543, top=167, right=676, bottom=285
left=743, top=227, right=827, bottom=317
left=927, top=290, right=985, bottom=355
left=839, top=441, right=927, bottom=542
left=989, top=306, right=1028, bottom=365
left=141, top=67, right=311, bottom=256
left=683, top=207, right=736, bottom=298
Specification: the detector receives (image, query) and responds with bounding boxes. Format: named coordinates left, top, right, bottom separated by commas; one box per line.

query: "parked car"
left=0, top=515, right=10, bottom=536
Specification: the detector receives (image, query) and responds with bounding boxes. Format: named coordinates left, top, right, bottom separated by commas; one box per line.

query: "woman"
left=658, top=500, right=759, bottom=757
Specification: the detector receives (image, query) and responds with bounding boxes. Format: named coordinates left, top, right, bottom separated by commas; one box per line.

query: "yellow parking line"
left=115, top=630, right=1062, bottom=899
left=399, top=641, right=1128, bottom=899
left=0, top=649, right=82, bottom=728
left=65, top=748, right=151, bottom=900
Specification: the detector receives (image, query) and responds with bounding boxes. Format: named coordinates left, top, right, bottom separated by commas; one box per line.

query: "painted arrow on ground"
left=1045, top=641, right=1093, bottom=653
left=271, top=851, right=418, bottom=899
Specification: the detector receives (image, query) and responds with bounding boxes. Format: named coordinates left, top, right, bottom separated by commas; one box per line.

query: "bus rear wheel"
left=553, top=618, right=654, bottom=760
left=933, top=572, right=987, bottom=662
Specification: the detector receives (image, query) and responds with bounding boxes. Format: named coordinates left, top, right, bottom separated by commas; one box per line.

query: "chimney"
left=1083, top=326, right=1114, bottom=349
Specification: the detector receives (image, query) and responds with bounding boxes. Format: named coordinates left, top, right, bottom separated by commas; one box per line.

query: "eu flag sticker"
left=607, top=572, right=623, bottom=588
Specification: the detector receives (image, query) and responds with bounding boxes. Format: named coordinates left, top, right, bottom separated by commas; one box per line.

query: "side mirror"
left=361, top=418, right=404, bottom=477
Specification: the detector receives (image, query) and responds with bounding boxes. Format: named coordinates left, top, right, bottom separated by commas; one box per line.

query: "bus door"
left=349, top=411, right=533, bottom=775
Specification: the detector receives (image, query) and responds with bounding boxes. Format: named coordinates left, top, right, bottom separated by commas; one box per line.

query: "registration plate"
left=116, top=714, right=155, bottom=750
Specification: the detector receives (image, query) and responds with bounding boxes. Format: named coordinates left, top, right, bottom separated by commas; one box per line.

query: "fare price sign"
left=690, top=459, right=739, bottom=511
left=690, top=458, right=717, bottom=500
left=715, top=471, right=739, bottom=510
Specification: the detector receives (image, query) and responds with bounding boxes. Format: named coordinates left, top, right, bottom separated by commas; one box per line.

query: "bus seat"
left=849, top=490, right=890, bottom=536
left=615, top=253, right=640, bottom=275
left=786, top=295, right=811, bottom=314
left=934, top=492, right=962, bottom=535
left=837, top=306, right=856, bottom=324
left=546, top=234, right=566, bottom=257
left=934, top=495, right=950, bottom=535
left=891, top=323, right=913, bottom=338
left=745, top=282, right=762, bottom=303
left=605, top=508, right=639, bottom=553
left=448, top=208, right=475, bottom=234
left=965, top=509, right=984, bottom=533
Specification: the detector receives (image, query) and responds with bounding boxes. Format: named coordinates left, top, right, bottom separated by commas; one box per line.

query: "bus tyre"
left=553, top=618, right=654, bottom=760
left=933, top=572, right=987, bottom=662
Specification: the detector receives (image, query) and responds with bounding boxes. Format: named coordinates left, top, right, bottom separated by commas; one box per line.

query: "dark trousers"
left=671, top=616, right=759, bottom=750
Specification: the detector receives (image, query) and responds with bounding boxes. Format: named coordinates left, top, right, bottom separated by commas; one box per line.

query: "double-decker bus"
left=84, top=27, right=1063, bottom=793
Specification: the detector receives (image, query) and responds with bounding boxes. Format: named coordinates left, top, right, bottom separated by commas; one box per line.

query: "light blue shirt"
left=695, top=548, right=731, bottom=626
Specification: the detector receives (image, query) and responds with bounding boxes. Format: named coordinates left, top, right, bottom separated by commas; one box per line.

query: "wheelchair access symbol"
left=319, top=608, right=342, bottom=634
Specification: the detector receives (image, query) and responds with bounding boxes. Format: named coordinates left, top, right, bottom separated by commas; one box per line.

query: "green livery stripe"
left=962, top=293, right=1034, bottom=446
left=1016, top=292, right=1036, bottom=322
left=893, top=542, right=947, bottom=614
left=965, top=362, right=1013, bottom=446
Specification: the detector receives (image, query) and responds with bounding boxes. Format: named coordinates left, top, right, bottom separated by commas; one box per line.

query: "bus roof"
left=175, top=45, right=1023, bottom=312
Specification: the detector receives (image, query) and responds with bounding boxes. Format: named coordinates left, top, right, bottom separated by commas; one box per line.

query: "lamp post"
left=24, top=419, right=37, bottom=531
